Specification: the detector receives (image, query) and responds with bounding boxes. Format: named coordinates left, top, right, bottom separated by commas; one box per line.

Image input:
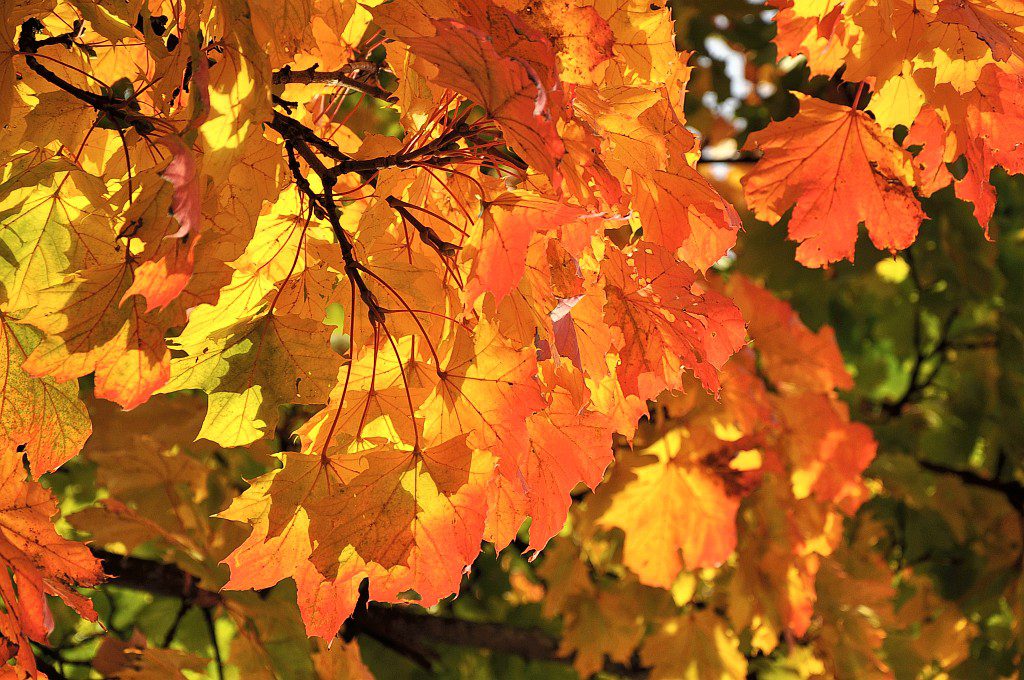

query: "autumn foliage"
left=2, top=0, right=1024, bottom=677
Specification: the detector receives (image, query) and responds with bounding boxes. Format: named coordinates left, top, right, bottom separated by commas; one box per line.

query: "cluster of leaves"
left=535, top=273, right=878, bottom=678
left=1, top=0, right=1023, bottom=677
left=765, top=0, right=1024, bottom=250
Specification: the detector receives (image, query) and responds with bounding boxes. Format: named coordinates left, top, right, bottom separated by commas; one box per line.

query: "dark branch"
left=267, top=105, right=487, bottom=328
left=202, top=605, right=225, bottom=680
left=91, top=548, right=570, bottom=664
left=272, top=63, right=395, bottom=103
left=388, top=197, right=461, bottom=260
left=349, top=604, right=561, bottom=662
left=161, top=599, right=192, bottom=647
left=33, top=656, right=68, bottom=680
left=916, top=460, right=1024, bottom=511
left=280, top=138, right=384, bottom=326
left=94, top=549, right=222, bottom=607
left=696, top=150, right=759, bottom=164
left=18, top=19, right=157, bottom=136
left=267, top=109, right=480, bottom=182
left=269, top=110, right=350, bottom=164
left=881, top=250, right=960, bottom=417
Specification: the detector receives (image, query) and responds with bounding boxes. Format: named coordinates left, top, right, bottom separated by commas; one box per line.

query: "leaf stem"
left=852, top=81, right=866, bottom=110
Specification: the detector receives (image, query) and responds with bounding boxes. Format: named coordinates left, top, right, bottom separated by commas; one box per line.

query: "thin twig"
left=161, top=599, right=192, bottom=648
left=201, top=606, right=224, bottom=680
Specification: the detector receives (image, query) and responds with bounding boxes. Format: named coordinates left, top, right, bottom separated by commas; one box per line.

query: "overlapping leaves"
left=0, top=0, right=747, bottom=652
left=1, top=0, right=1022, bottom=674
left=746, top=0, right=1024, bottom=266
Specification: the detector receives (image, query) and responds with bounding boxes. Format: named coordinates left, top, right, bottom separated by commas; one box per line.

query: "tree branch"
left=350, top=605, right=561, bottom=662
left=267, top=109, right=480, bottom=182
left=696, top=150, right=759, bottom=164
left=93, top=550, right=222, bottom=607
left=272, top=63, right=395, bottom=102
left=267, top=104, right=489, bottom=329
left=881, top=250, right=960, bottom=417
left=916, top=460, right=1024, bottom=511
left=18, top=19, right=158, bottom=135
left=280, top=137, right=384, bottom=327
left=92, top=548, right=566, bottom=663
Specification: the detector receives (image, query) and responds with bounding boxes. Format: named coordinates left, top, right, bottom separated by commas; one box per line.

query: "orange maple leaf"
left=0, top=456, right=103, bottom=675
left=602, top=241, right=746, bottom=399
left=743, top=96, right=926, bottom=267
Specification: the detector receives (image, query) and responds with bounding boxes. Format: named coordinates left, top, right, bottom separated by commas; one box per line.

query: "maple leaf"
left=842, top=0, right=932, bottom=128
left=118, top=169, right=200, bottom=312
left=904, top=107, right=957, bottom=197
left=7, top=0, right=1016, bottom=671
left=485, top=361, right=615, bottom=550
left=813, top=542, right=896, bottom=679
left=950, top=66, right=1024, bottom=230
left=728, top=475, right=823, bottom=653
left=465, top=192, right=584, bottom=305
left=743, top=96, right=926, bottom=267
left=566, top=276, right=872, bottom=657
left=218, top=434, right=495, bottom=637
left=934, top=0, right=1024, bottom=63
left=375, top=0, right=566, bottom=179
left=728, top=275, right=852, bottom=393
left=417, top=321, right=546, bottom=460
left=596, top=0, right=679, bottom=84
left=632, top=168, right=741, bottom=272
left=92, top=633, right=208, bottom=680
left=0, top=312, right=91, bottom=475
left=557, top=584, right=647, bottom=677
left=158, top=136, right=203, bottom=241
left=778, top=392, right=877, bottom=512
left=71, top=395, right=218, bottom=556
left=514, top=0, right=616, bottom=86
left=0, top=157, right=109, bottom=315
left=640, top=610, right=748, bottom=680
left=312, top=639, right=373, bottom=679
left=0, top=455, right=103, bottom=675
left=20, top=257, right=174, bottom=410
left=770, top=0, right=852, bottom=77
left=596, top=436, right=749, bottom=588
left=844, top=0, right=932, bottom=87
left=227, top=587, right=327, bottom=678
left=601, top=241, right=746, bottom=399
left=246, top=0, right=317, bottom=63
left=491, top=235, right=565, bottom=350
left=161, top=310, right=342, bottom=447
left=0, top=5, right=23, bottom=135
left=896, top=574, right=977, bottom=672
left=544, top=277, right=612, bottom=381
